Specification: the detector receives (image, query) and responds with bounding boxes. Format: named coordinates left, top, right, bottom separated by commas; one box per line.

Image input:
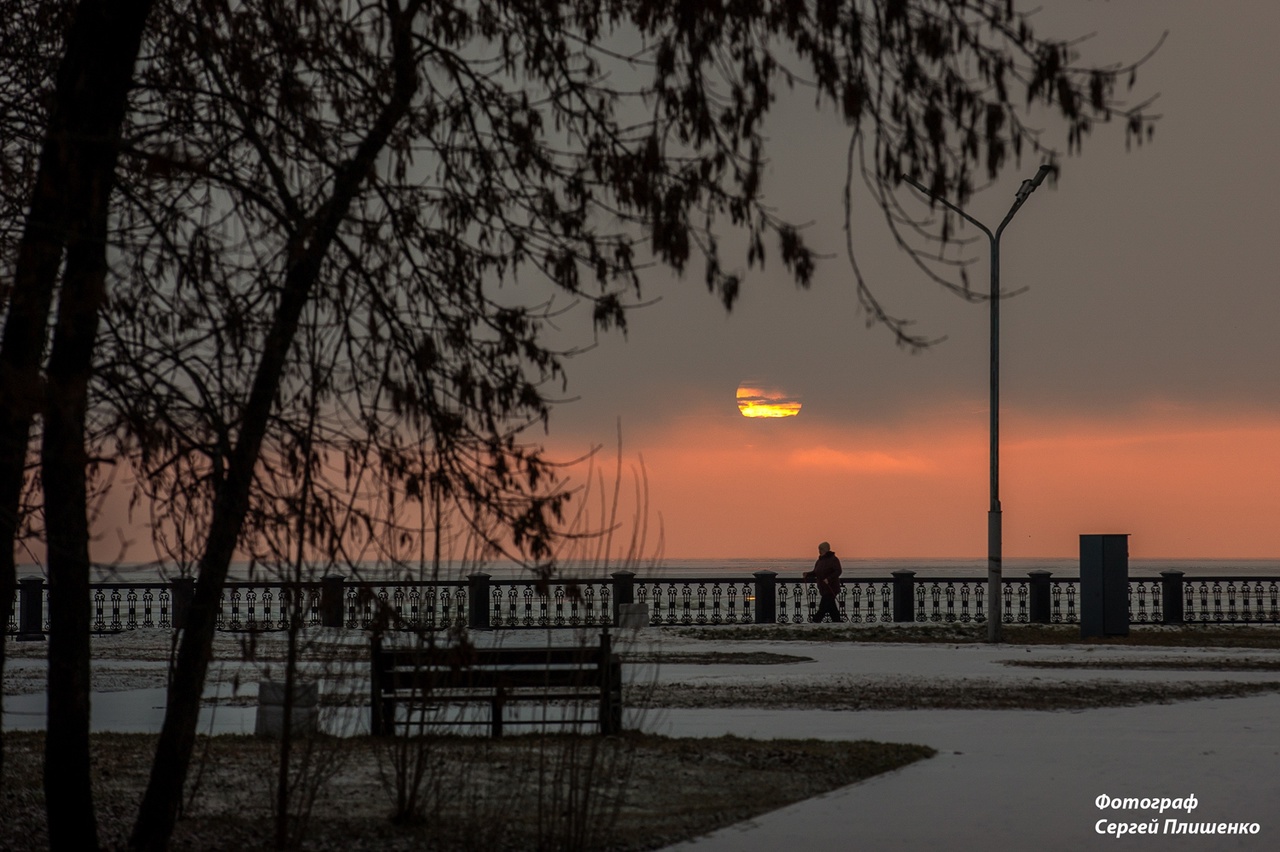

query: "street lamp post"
left=901, top=165, right=1053, bottom=643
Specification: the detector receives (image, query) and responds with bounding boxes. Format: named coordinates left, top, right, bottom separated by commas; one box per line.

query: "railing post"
left=17, top=576, right=46, bottom=641
left=611, top=570, right=635, bottom=626
left=468, top=572, right=491, bottom=629
left=1161, top=570, right=1185, bottom=625
left=753, top=570, right=777, bottom=624
left=321, top=574, right=345, bottom=628
left=892, top=570, right=916, bottom=622
left=1028, top=570, right=1053, bottom=624
left=170, top=577, right=195, bottom=631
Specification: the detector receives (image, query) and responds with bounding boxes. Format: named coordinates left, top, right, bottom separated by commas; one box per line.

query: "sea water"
left=15, top=555, right=1280, bottom=584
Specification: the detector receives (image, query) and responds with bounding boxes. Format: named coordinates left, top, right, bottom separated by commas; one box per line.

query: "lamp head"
left=1015, top=164, right=1056, bottom=202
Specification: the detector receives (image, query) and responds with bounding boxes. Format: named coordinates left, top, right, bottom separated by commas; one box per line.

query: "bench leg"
left=491, top=688, right=505, bottom=737
left=599, top=694, right=623, bottom=735
left=371, top=697, right=393, bottom=736
left=600, top=660, right=623, bottom=735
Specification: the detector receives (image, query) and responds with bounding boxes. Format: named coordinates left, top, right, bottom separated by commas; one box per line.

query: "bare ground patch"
left=0, top=731, right=933, bottom=851
left=1001, top=657, right=1280, bottom=671
left=645, top=677, right=1280, bottom=711
left=622, top=651, right=814, bottom=665
left=675, top=623, right=1280, bottom=649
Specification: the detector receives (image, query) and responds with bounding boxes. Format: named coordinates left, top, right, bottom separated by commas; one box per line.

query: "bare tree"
left=839, top=1, right=1161, bottom=346
left=1, top=2, right=1157, bottom=849
left=0, top=5, right=155, bottom=850
left=123, top=2, right=432, bottom=846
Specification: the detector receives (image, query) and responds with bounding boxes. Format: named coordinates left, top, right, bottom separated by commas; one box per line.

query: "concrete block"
left=256, top=680, right=319, bottom=737
left=617, top=602, right=649, bottom=629
left=258, top=680, right=318, bottom=707
left=255, top=704, right=319, bottom=737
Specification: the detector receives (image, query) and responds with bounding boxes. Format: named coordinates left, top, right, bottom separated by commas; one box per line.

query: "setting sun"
left=736, top=382, right=802, bottom=418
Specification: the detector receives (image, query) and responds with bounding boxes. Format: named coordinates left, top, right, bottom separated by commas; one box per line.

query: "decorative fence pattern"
left=345, top=581, right=469, bottom=630
left=90, top=584, right=175, bottom=633
left=636, top=578, right=755, bottom=626
left=1052, top=579, right=1079, bottom=624
left=914, top=578, right=992, bottom=623
left=779, top=579, right=894, bottom=624
left=1128, top=578, right=1163, bottom=624
left=1181, top=578, right=1280, bottom=624
left=216, top=584, right=323, bottom=632
left=490, top=579, right=611, bottom=628
left=7, top=570, right=1280, bottom=636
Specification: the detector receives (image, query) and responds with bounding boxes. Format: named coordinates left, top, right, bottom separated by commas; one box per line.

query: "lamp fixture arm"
left=899, top=174, right=994, bottom=242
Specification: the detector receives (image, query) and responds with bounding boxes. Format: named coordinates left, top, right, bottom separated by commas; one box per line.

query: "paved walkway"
left=648, top=650, right=1280, bottom=851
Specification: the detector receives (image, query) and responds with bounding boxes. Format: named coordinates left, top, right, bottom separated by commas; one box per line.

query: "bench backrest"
left=372, top=638, right=617, bottom=694
left=369, top=633, right=622, bottom=735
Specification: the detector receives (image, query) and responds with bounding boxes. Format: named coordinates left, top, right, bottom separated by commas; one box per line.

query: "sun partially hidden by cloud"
left=737, top=381, right=802, bottom=418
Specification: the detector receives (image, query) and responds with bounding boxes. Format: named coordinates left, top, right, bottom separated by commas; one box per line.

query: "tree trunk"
left=128, top=6, right=422, bottom=848
left=0, top=0, right=153, bottom=798
left=0, top=15, right=78, bottom=792
left=42, top=233, right=109, bottom=852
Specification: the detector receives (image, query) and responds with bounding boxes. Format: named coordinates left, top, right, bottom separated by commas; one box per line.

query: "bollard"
left=17, top=576, right=46, bottom=641
left=752, top=570, right=777, bottom=624
left=892, top=570, right=917, bottom=622
left=321, top=574, right=345, bottom=628
left=1028, top=570, right=1053, bottom=624
left=611, top=570, right=636, bottom=626
left=1161, top=570, right=1185, bottom=625
left=468, top=572, right=491, bottom=629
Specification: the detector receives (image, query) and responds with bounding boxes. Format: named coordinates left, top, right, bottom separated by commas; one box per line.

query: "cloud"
left=787, top=446, right=935, bottom=473
left=736, top=381, right=802, bottom=418
left=546, top=403, right=1280, bottom=559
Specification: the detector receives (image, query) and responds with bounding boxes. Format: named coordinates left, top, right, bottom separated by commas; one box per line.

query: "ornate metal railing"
left=216, top=583, right=322, bottom=631
left=637, top=577, right=756, bottom=626
left=914, top=578, right=993, bottom=623
left=1128, top=577, right=1163, bottom=624
left=778, top=578, right=893, bottom=624
left=1050, top=579, right=1079, bottom=624
left=7, top=570, right=1280, bottom=635
left=345, top=580, right=468, bottom=630
left=1181, top=577, right=1280, bottom=624
left=92, top=583, right=174, bottom=632
left=490, top=578, right=612, bottom=627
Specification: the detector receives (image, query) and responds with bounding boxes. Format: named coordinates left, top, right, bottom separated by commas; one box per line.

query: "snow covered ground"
left=6, top=625, right=1280, bottom=850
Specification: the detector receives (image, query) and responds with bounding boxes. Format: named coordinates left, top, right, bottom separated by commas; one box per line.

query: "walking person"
left=804, top=541, right=843, bottom=623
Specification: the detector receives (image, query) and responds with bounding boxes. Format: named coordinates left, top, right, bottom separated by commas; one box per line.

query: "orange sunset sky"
left=68, top=2, right=1280, bottom=568
left=544, top=404, right=1280, bottom=560
left=534, top=1, right=1280, bottom=562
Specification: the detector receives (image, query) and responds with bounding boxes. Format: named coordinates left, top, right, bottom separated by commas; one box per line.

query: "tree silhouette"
left=0, top=3, right=154, bottom=849
left=0, top=1, right=1156, bottom=849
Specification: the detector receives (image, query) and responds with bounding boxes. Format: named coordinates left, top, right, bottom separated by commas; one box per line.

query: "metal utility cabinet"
left=1080, top=534, right=1129, bottom=638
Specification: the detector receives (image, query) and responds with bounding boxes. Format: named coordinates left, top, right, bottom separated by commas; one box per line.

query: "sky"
left=532, top=0, right=1280, bottom=562
left=66, top=1, right=1279, bottom=570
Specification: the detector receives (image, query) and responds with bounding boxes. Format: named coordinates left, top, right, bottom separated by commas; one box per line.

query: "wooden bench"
left=369, top=631, right=623, bottom=737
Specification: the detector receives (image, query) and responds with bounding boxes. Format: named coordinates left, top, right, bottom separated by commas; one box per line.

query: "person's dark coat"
left=805, top=551, right=843, bottom=598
